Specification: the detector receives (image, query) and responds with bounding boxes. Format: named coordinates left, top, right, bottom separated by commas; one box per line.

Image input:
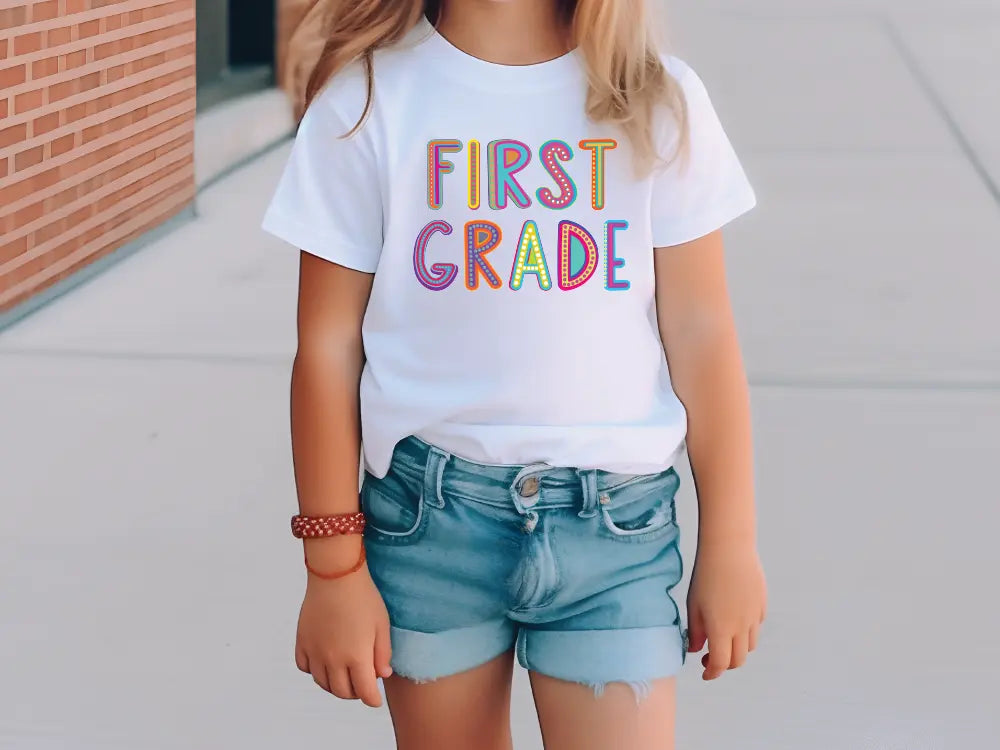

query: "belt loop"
left=423, top=446, right=449, bottom=509
left=577, top=469, right=598, bottom=518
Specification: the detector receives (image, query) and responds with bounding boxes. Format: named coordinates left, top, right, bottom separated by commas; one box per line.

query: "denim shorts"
left=362, top=435, right=687, bottom=697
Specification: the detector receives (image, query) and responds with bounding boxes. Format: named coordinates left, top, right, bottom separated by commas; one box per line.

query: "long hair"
left=289, top=0, right=688, bottom=173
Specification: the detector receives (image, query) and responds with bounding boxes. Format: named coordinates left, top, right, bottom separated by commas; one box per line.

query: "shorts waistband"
left=386, top=435, right=672, bottom=517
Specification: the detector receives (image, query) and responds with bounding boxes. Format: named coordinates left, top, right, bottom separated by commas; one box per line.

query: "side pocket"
left=598, top=468, right=680, bottom=544
left=360, top=471, right=430, bottom=545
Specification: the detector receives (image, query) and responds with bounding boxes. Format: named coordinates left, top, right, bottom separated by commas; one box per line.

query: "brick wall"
left=0, top=0, right=196, bottom=314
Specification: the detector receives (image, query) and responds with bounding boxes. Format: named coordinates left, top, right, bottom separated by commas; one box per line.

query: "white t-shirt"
left=262, top=16, right=756, bottom=479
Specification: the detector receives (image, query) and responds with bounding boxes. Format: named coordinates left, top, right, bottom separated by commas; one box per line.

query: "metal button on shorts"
left=519, top=476, right=539, bottom=496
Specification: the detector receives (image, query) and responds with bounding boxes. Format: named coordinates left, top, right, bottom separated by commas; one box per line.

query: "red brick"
left=33, top=112, right=59, bottom=136
left=14, top=200, right=44, bottom=226
left=0, top=65, right=27, bottom=88
left=0, top=158, right=7, bottom=180
left=14, top=32, right=43, bottom=55
left=82, top=120, right=104, bottom=142
left=48, top=77, right=78, bottom=102
left=46, top=26, right=72, bottom=47
left=0, top=6, right=28, bottom=30
left=33, top=217, right=65, bottom=247
left=31, top=56, right=59, bottom=79
left=66, top=0, right=89, bottom=13
left=134, top=26, right=181, bottom=49
left=135, top=52, right=167, bottom=73
left=105, top=13, right=124, bottom=31
left=79, top=71, right=101, bottom=93
left=14, top=89, right=43, bottom=114
left=94, top=39, right=120, bottom=60
left=66, top=102, right=87, bottom=122
left=146, top=91, right=191, bottom=116
left=15, top=144, right=44, bottom=171
left=64, top=49, right=88, bottom=69
left=0, top=99, right=8, bottom=119
left=49, top=183, right=79, bottom=210
left=96, top=81, right=142, bottom=111
left=31, top=1, right=59, bottom=22
left=0, top=39, right=8, bottom=60
left=106, top=64, right=125, bottom=82
left=0, top=164, right=57, bottom=204
left=50, top=133, right=75, bottom=157
left=0, top=235, right=29, bottom=266
left=164, top=42, right=196, bottom=63
left=0, top=123, right=27, bottom=148
left=4, top=254, right=45, bottom=290
left=67, top=205, right=92, bottom=227
left=78, top=19, right=100, bottom=38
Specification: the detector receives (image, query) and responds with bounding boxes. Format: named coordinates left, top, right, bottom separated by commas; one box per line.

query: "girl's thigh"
left=529, top=672, right=676, bottom=750
left=382, top=649, right=516, bottom=750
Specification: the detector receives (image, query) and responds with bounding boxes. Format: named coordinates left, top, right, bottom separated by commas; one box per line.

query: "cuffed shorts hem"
left=516, top=625, right=686, bottom=686
left=388, top=620, right=517, bottom=682
left=387, top=621, right=686, bottom=688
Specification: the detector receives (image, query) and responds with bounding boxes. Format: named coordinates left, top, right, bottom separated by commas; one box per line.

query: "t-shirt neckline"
left=410, top=15, right=581, bottom=91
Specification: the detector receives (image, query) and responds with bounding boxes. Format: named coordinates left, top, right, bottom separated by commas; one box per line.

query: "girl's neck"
left=434, top=0, right=570, bottom=66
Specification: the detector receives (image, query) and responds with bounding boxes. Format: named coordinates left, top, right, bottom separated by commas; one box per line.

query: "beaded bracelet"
left=292, top=512, right=367, bottom=580
left=291, top=512, right=366, bottom=538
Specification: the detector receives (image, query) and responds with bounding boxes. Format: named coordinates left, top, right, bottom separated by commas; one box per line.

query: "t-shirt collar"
left=404, top=14, right=583, bottom=92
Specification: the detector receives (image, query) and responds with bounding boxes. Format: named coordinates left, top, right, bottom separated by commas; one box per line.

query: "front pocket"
left=360, top=472, right=429, bottom=544
left=598, top=468, right=680, bottom=543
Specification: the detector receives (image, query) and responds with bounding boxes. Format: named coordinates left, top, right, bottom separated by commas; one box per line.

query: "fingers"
left=295, top=646, right=310, bottom=674
left=328, top=666, right=357, bottom=700
left=374, top=620, right=394, bottom=679
left=349, top=661, right=383, bottom=708
left=702, top=629, right=731, bottom=680
left=699, top=623, right=760, bottom=679
left=729, top=631, right=748, bottom=670
left=686, top=607, right=707, bottom=653
left=311, top=662, right=331, bottom=693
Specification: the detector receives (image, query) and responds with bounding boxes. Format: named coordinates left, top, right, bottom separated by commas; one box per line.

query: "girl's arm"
left=291, top=250, right=371, bottom=555
left=290, top=251, right=392, bottom=707
left=654, top=229, right=767, bottom=680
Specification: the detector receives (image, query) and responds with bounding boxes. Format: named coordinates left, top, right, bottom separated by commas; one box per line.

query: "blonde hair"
left=287, top=0, right=687, bottom=175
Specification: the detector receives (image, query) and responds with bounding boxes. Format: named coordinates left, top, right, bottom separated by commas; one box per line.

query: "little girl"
left=263, top=1, right=766, bottom=748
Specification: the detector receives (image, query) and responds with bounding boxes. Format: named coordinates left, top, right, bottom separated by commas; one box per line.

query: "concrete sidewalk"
left=2, top=1, right=999, bottom=748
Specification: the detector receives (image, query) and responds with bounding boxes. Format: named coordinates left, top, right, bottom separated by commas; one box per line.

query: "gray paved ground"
left=2, top=1, right=999, bottom=748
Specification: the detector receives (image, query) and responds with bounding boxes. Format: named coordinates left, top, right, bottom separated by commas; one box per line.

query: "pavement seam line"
left=0, top=348, right=290, bottom=367
left=879, top=15, right=1000, bottom=209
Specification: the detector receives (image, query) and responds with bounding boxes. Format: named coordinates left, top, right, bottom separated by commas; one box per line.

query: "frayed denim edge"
left=390, top=664, right=655, bottom=703
left=585, top=679, right=653, bottom=704
left=389, top=667, right=438, bottom=685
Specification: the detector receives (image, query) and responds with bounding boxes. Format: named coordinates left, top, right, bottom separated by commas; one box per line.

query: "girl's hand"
left=295, top=537, right=393, bottom=707
left=686, top=543, right=767, bottom=680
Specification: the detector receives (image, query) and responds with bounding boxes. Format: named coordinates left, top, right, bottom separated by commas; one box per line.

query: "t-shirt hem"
left=402, top=423, right=688, bottom=477
left=651, top=191, right=757, bottom=248
left=261, top=210, right=380, bottom=273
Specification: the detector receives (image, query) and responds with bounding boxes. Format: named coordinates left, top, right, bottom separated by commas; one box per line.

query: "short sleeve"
left=650, top=59, right=757, bottom=248
left=261, top=86, right=383, bottom=273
